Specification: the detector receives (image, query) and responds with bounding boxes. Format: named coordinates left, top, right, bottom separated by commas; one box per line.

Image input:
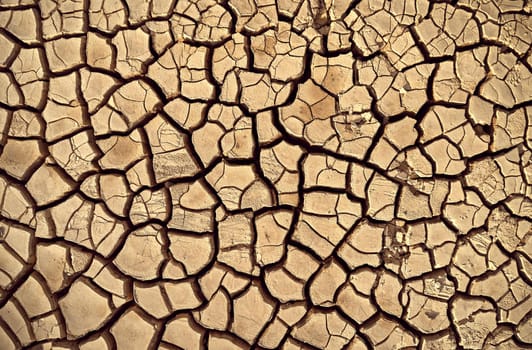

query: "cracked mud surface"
left=0, top=0, right=531, bottom=349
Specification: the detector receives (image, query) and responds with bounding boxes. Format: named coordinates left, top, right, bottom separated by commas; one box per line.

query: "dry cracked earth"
left=0, top=0, right=531, bottom=349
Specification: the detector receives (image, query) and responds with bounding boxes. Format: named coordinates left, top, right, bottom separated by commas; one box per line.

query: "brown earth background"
left=0, top=0, right=531, bottom=349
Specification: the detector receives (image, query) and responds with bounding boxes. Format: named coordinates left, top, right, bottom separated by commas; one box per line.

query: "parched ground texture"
left=0, top=0, right=531, bottom=349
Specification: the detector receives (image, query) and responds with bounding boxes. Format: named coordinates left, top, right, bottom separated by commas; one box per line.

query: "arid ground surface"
left=0, top=0, right=531, bottom=349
